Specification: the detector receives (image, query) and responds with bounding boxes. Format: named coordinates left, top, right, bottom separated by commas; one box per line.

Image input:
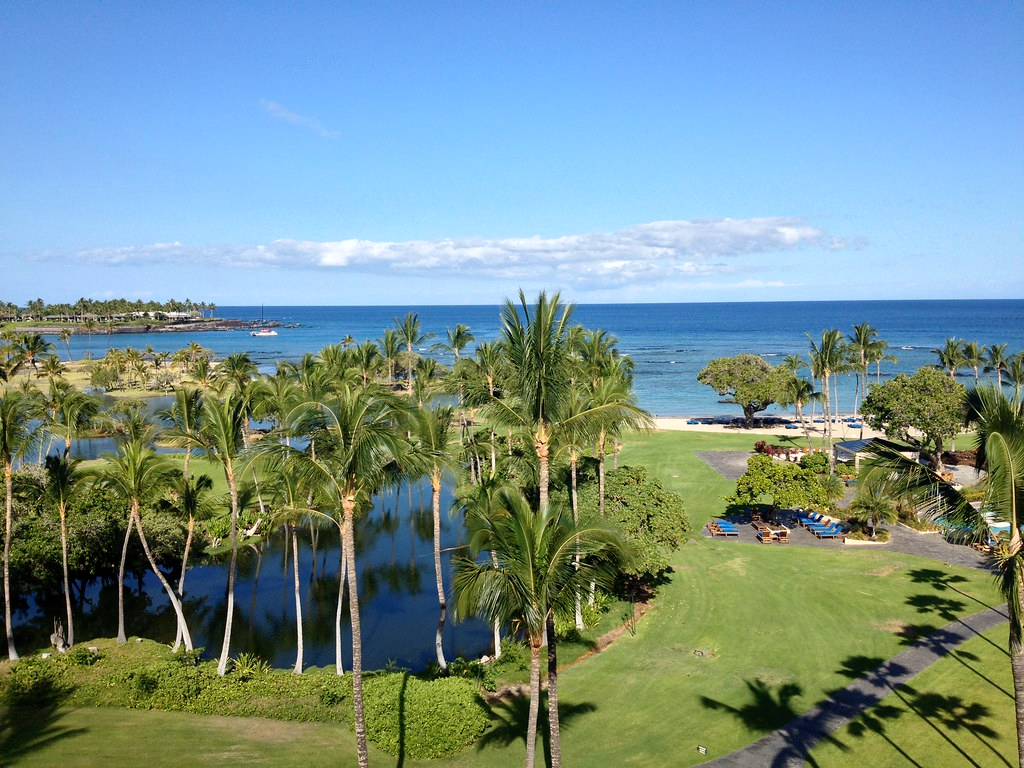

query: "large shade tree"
left=697, top=353, right=787, bottom=429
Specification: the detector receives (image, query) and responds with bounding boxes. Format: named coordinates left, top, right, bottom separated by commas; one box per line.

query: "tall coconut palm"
left=158, top=471, right=213, bottom=651
left=377, top=328, right=402, bottom=386
left=292, top=383, right=409, bottom=768
left=443, top=323, right=475, bottom=361
left=43, top=456, right=83, bottom=647
left=933, top=337, right=966, bottom=378
left=45, top=379, right=101, bottom=461
left=0, top=390, right=38, bottom=659
left=352, top=340, right=381, bottom=387
left=158, top=387, right=203, bottom=479
left=13, top=333, right=54, bottom=374
left=487, top=290, right=576, bottom=513
left=394, top=312, right=434, bottom=395
left=848, top=322, right=879, bottom=419
left=453, top=490, right=627, bottom=768
left=97, top=439, right=193, bottom=651
left=869, top=385, right=1024, bottom=766
left=163, top=391, right=247, bottom=675
left=987, top=343, right=1011, bottom=390
left=410, top=403, right=461, bottom=671
left=808, top=329, right=849, bottom=469
left=962, top=341, right=987, bottom=382
left=1009, top=355, right=1024, bottom=406
left=777, top=374, right=820, bottom=444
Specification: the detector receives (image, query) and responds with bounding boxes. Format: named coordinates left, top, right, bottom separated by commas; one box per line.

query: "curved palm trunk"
left=4, top=464, right=18, bottom=660
left=431, top=468, right=447, bottom=671
left=547, top=612, right=562, bottom=768
left=597, top=429, right=607, bottom=518
left=131, top=503, right=193, bottom=651
left=173, top=515, right=195, bottom=652
left=59, top=502, right=74, bottom=647
left=334, top=528, right=346, bottom=675
left=343, top=498, right=369, bottom=768
left=525, top=635, right=543, bottom=768
left=217, top=463, right=240, bottom=676
left=116, top=510, right=132, bottom=643
left=570, top=455, right=583, bottom=631
left=291, top=523, right=304, bottom=674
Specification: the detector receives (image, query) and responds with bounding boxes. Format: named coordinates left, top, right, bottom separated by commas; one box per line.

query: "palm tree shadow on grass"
left=0, top=697, right=87, bottom=765
left=476, top=694, right=596, bottom=767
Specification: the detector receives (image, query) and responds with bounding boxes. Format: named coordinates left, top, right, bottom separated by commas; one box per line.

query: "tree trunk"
left=335, top=529, right=346, bottom=675
left=536, top=424, right=550, bottom=514
left=4, top=465, right=18, bottom=660
left=571, top=456, right=583, bottom=631
left=217, top=463, right=240, bottom=676
left=292, top=523, right=304, bottom=674
left=432, top=469, right=447, bottom=671
left=525, top=636, right=543, bottom=768
left=547, top=612, right=562, bottom=768
left=597, top=430, right=607, bottom=518
left=344, top=499, right=369, bottom=768
left=131, top=505, right=193, bottom=651
left=1012, top=645, right=1024, bottom=768
left=116, top=509, right=132, bottom=643
left=60, top=503, right=74, bottom=647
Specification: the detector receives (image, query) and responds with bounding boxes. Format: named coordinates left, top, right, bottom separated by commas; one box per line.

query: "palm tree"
left=848, top=322, right=878, bottom=419
left=443, top=323, right=475, bottom=361
left=1, top=390, right=38, bottom=659
left=777, top=374, right=819, bottom=444
left=45, top=379, right=101, bottom=461
left=158, top=472, right=213, bottom=652
left=377, top=328, right=402, bottom=386
left=158, top=387, right=203, bottom=479
left=410, top=403, right=462, bottom=671
left=43, top=456, right=83, bottom=647
left=487, top=290, right=576, bottom=513
left=933, top=337, right=966, bottom=378
left=395, top=312, right=434, bottom=395
left=865, top=338, right=898, bottom=383
left=870, top=385, right=1024, bottom=766
left=847, top=473, right=898, bottom=540
left=13, top=333, right=54, bottom=374
left=292, top=383, right=409, bottom=768
left=453, top=490, right=627, bottom=768
left=808, top=329, right=849, bottom=469
left=1008, top=355, right=1024, bottom=406
left=962, top=341, right=987, bottom=382
left=352, top=340, right=381, bottom=387
left=58, top=328, right=73, bottom=361
left=163, top=391, right=247, bottom=675
left=986, top=343, right=1011, bottom=389
left=97, top=439, right=193, bottom=651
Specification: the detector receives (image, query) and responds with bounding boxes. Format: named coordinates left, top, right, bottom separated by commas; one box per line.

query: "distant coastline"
left=8, top=318, right=248, bottom=335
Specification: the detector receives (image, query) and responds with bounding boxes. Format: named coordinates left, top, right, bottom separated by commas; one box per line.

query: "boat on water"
left=250, top=327, right=278, bottom=337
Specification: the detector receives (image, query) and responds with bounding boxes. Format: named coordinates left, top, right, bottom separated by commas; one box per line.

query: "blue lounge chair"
left=799, top=513, right=824, bottom=527
left=814, top=524, right=843, bottom=539
left=756, top=529, right=774, bottom=544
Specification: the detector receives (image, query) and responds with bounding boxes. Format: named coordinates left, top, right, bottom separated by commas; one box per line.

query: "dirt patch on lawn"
left=873, top=619, right=912, bottom=634
left=867, top=565, right=900, bottom=578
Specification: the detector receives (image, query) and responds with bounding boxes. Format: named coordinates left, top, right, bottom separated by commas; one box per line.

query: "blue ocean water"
left=57, top=299, right=1024, bottom=418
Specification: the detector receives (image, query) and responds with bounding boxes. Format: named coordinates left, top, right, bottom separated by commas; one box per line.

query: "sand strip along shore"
left=653, top=416, right=888, bottom=441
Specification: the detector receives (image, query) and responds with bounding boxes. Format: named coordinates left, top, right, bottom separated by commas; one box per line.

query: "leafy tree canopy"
left=860, top=366, right=966, bottom=469
left=727, top=453, right=841, bottom=511
left=577, top=464, right=689, bottom=579
left=697, top=354, right=787, bottom=428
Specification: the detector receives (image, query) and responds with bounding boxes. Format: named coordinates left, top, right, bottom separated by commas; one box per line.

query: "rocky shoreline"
left=13, top=318, right=249, bottom=335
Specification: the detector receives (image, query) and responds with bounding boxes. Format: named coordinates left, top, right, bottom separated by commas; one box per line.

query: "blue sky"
left=2, top=2, right=1021, bottom=306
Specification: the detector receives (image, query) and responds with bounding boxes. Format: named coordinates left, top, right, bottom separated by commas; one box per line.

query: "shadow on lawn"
left=477, top=694, right=596, bottom=768
left=0, top=703, right=88, bottom=766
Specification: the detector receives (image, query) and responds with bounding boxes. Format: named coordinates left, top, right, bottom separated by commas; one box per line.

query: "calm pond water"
left=18, top=479, right=491, bottom=671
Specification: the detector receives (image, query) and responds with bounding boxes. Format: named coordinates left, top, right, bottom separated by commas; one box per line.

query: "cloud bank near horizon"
left=61, top=218, right=850, bottom=288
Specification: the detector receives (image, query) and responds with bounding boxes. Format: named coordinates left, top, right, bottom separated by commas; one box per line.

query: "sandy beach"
left=654, top=416, right=887, bottom=441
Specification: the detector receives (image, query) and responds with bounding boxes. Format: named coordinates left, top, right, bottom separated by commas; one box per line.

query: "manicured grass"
left=809, top=626, right=1015, bottom=767
left=0, top=428, right=1008, bottom=767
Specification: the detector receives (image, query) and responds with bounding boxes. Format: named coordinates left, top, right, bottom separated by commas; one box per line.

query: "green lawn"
left=809, top=626, right=1015, bottom=767
left=1, top=428, right=1011, bottom=767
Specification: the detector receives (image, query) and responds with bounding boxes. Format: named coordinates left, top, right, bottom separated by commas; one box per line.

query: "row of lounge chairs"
left=796, top=512, right=844, bottom=539
left=707, top=520, right=740, bottom=537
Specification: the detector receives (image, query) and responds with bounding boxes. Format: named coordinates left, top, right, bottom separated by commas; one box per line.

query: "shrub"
left=0, top=657, right=72, bottom=706
left=363, top=673, right=490, bottom=759
left=799, top=451, right=829, bottom=474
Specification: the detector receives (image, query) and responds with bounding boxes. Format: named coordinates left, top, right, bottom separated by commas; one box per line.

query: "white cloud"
left=259, top=99, right=340, bottom=139
left=65, top=218, right=849, bottom=288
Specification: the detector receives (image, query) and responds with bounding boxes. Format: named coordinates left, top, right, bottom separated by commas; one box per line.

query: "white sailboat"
left=250, top=305, right=278, bottom=336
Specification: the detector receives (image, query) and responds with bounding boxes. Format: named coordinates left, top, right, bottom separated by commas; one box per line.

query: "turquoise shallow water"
left=57, top=298, right=1024, bottom=417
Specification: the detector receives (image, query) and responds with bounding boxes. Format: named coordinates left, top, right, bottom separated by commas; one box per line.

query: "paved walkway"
left=699, top=605, right=1008, bottom=767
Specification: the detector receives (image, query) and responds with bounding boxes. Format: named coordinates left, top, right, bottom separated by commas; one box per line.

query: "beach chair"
left=756, top=529, right=774, bottom=544
left=814, top=524, right=843, bottom=539
left=774, top=528, right=790, bottom=543
left=799, top=513, right=823, bottom=527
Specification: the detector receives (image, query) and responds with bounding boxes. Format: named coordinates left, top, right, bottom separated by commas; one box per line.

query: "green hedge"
left=363, top=672, right=491, bottom=759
